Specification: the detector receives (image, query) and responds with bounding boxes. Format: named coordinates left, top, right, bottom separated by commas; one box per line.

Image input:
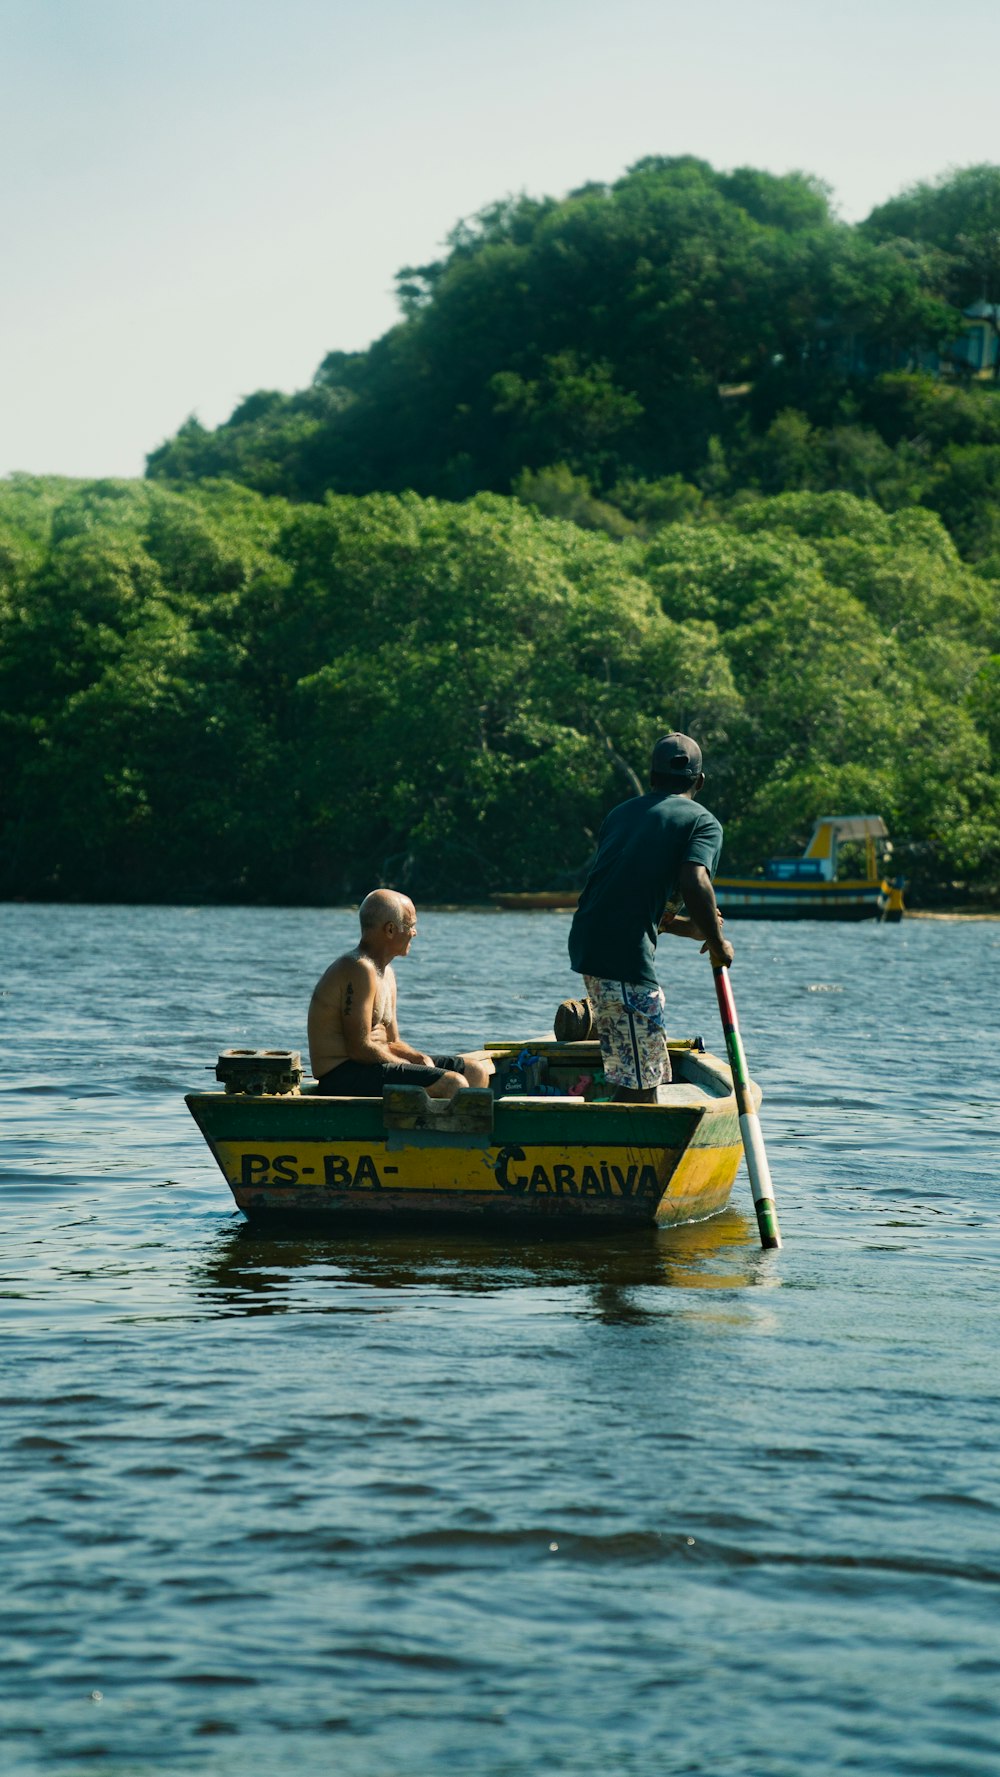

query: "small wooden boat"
left=715, top=815, right=905, bottom=921
left=185, top=1039, right=758, bottom=1231
left=490, top=891, right=579, bottom=909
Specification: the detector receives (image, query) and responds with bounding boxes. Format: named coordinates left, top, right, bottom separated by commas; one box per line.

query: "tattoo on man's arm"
left=344, top=982, right=353, bottom=1014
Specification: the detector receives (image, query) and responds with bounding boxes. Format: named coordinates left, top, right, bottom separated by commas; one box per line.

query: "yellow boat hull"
left=186, top=1042, right=755, bottom=1232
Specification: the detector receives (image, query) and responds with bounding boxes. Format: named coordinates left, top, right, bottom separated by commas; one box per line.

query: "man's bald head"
left=358, top=889, right=414, bottom=933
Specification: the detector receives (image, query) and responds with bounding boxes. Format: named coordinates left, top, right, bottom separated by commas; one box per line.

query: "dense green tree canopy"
left=1, top=476, right=996, bottom=904
left=863, top=165, right=1000, bottom=307
left=146, top=156, right=972, bottom=512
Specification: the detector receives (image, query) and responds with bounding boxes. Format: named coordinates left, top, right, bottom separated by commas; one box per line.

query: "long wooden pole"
left=713, top=966, right=781, bottom=1249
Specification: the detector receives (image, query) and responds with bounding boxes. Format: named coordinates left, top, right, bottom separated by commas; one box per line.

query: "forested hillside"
left=146, top=158, right=1000, bottom=570
left=2, top=157, right=999, bottom=904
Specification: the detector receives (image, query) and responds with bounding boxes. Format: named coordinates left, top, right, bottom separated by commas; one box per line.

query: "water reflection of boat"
left=185, top=1039, right=758, bottom=1232
left=196, top=1208, right=759, bottom=1319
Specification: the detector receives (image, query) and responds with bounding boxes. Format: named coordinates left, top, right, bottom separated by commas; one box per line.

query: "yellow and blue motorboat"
left=185, top=1039, right=759, bottom=1231
left=715, top=815, right=906, bottom=921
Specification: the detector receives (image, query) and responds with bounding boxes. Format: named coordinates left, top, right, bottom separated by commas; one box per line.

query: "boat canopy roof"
left=804, top=815, right=888, bottom=856
left=801, top=815, right=890, bottom=880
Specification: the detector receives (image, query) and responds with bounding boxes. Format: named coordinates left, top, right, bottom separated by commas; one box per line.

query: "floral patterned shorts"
left=582, top=976, right=670, bottom=1090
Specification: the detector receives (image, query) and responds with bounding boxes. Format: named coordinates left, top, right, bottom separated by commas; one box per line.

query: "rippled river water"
left=2, top=903, right=999, bottom=1775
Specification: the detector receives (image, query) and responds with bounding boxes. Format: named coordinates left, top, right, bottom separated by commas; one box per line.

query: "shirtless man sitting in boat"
left=308, top=889, right=493, bottom=1098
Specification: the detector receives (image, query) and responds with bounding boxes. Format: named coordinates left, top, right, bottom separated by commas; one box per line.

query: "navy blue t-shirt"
left=568, top=791, right=723, bottom=988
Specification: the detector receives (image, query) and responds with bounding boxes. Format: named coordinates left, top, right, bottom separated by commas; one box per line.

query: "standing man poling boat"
left=568, top=733, right=734, bottom=1104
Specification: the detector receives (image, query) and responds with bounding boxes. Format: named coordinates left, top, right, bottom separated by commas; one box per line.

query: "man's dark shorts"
left=315, top=1056, right=467, bottom=1097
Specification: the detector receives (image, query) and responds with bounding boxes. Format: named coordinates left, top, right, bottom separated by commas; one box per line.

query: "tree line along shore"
left=2, top=157, right=998, bottom=906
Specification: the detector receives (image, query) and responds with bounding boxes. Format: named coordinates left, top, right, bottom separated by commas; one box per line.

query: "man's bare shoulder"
left=310, top=950, right=376, bottom=1001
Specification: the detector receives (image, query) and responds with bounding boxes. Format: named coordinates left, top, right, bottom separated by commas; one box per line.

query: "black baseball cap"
left=651, top=732, right=703, bottom=780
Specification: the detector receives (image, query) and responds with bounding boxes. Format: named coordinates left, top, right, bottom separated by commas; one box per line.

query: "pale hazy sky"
left=2, top=0, right=998, bottom=480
